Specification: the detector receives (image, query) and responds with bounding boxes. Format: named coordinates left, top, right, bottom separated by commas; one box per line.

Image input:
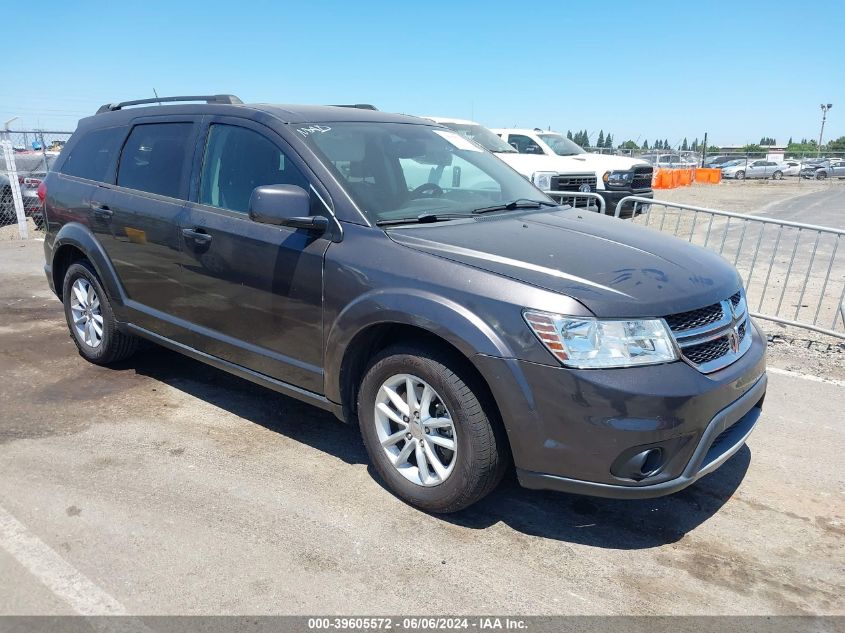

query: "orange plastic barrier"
left=693, top=168, right=723, bottom=185
left=679, top=169, right=692, bottom=186
left=671, top=170, right=681, bottom=188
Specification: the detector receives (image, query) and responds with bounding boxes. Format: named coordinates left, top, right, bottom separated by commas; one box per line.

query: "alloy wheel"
left=69, top=278, right=103, bottom=348
left=373, top=373, right=457, bottom=487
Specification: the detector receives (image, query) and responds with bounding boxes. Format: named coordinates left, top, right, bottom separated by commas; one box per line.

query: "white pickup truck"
left=425, top=118, right=601, bottom=208
left=493, top=128, right=654, bottom=216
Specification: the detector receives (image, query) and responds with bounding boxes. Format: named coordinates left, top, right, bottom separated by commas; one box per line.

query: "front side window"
left=200, top=124, right=308, bottom=214
left=61, top=126, right=125, bottom=182
left=117, top=123, right=192, bottom=198
left=300, top=122, right=548, bottom=224
left=537, top=134, right=586, bottom=156
left=508, top=134, right=546, bottom=155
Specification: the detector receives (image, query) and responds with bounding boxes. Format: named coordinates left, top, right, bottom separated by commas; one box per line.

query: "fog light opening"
left=638, top=448, right=663, bottom=478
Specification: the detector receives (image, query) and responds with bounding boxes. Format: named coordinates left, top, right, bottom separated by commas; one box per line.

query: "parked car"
left=492, top=127, right=654, bottom=215
left=641, top=153, right=693, bottom=169
left=0, top=151, right=57, bottom=227
left=42, top=95, right=766, bottom=513
left=781, top=160, right=803, bottom=177
left=721, top=160, right=786, bottom=180
left=704, top=155, right=740, bottom=168
left=800, top=159, right=845, bottom=180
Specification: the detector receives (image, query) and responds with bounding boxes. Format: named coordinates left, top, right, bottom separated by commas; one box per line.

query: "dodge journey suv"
left=41, top=95, right=766, bottom=513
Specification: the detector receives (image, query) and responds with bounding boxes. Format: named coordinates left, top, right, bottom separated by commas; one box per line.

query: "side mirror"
left=248, top=184, right=328, bottom=234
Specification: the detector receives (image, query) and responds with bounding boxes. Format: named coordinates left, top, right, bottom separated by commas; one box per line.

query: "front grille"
left=663, top=289, right=751, bottom=373
left=631, top=166, right=654, bottom=190
left=683, top=336, right=731, bottom=366
left=664, top=303, right=724, bottom=332
left=551, top=174, right=597, bottom=193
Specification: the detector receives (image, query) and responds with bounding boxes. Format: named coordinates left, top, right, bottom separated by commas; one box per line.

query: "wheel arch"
left=325, top=290, right=514, bottom=426
left=51, top=222, right=126, bottom=306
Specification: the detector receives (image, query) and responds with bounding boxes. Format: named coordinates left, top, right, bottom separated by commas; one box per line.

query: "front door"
left=177, top=118, right=329, bottom=393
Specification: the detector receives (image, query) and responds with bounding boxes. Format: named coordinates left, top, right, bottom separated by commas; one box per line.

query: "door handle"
left=182, top=228, right=213, bottom=245
left=90, top=203, right=113, bottom=219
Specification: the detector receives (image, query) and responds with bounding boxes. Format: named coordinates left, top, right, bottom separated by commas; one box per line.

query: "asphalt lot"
left=1, top=240, right=843, bottom=616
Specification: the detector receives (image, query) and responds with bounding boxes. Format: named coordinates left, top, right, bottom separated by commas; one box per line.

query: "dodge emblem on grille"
left=729, top=328, right=740, bottom=353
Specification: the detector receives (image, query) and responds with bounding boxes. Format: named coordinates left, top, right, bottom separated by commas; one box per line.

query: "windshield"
left=299, top=122, right=550, bottom=224
left=537, top=134, right=585, bottom=156
left=436, top=122, right=516, bottom=153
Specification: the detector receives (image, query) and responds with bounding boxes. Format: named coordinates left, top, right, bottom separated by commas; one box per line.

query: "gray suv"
left=41, top=95, right=766, bottom=513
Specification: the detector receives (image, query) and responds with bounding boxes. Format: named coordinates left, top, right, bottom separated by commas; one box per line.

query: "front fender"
left=324, top=288, right=515, bottom=404
left=50, top=222, right=127, bottom=309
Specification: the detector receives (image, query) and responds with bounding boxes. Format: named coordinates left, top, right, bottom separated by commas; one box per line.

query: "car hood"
left=386, top=209, right=741, bottom=318
left=495, top=151, right=648, bottom=178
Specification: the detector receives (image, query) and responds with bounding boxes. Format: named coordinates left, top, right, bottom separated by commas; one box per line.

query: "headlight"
left=532, top=171, right=557, bottom=191
left=603, top=170, right=634, bottom=187
left=524, top=310, right=678, bottom=368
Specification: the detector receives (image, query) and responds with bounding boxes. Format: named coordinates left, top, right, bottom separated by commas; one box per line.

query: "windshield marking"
left=297, top=125, right=332, bottom=137
left=408, top=239, right=632, bottom=297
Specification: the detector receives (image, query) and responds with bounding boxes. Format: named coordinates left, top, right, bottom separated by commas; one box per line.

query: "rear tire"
left=357, top=345, right=507, bottom=513
left=62, top=260, right=138, bottom=365
left=772, top=170, right=783, bottom=180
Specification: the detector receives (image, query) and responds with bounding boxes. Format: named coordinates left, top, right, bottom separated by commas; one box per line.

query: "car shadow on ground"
left=121, top=346, right=750, bottom=550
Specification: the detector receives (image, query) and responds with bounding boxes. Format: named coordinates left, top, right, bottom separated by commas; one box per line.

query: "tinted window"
left=509, top=134, right=538, bottom=153
left=199, top=124, right=308, bottom=214
left=61, top=126, right=124, bottom=182
left=117, top=123, right=192, bottom=198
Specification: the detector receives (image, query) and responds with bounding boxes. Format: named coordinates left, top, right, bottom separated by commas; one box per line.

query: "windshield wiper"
left=472, top=199, right=558, bottom=215
left=375, top=212, right=471, bottom=227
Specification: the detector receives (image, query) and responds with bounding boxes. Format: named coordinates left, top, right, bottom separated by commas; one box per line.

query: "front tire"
left=358, top=345, right=506, bottom=513
left=62, top=260, right=138, bottom=364
left=816, top=171, right=827, bottom=180
left=735, top=170, right=745, bottom=180
left=772, top=170, right=783, bottom=180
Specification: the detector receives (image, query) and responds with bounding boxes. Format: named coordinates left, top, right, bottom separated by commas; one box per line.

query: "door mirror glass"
left=249, top=184, right=327, bottom=233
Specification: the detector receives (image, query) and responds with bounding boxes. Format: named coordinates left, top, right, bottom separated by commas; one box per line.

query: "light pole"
left=818, top=103, right=832, bottom=155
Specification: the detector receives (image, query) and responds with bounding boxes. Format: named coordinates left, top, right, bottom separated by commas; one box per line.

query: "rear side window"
left=199, top=124, right=308, bottom=214
left=117, top=123, right=192, bottom=199
left=61, top=126, right=124, bottom=182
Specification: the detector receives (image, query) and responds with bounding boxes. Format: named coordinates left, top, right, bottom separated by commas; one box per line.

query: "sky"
left=3, top=0, right=843, bottom=147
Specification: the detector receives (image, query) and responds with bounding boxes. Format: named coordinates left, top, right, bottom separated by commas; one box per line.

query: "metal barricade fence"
left=615, top=196, right=845, bottom=339
left=543, top=191, right=606, bottom=214
left=0, top=130, right=72, bottom=239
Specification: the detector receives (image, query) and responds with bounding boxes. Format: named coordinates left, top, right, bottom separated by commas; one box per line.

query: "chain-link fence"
left=1, top=130, right=72, bottom=239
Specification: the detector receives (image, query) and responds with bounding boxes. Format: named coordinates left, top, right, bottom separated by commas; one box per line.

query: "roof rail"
left=329, top=104, right=378, bottom=111
left=96, top=94, right=243, bottom=114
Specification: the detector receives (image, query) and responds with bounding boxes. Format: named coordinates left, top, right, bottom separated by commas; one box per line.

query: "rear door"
left=175, top=117, right=331, bottom=392
left=94, top=117, right=199, bottom=341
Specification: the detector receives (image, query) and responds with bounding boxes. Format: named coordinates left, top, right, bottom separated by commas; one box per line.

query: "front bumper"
left=473, top=320, right=766, bottom=499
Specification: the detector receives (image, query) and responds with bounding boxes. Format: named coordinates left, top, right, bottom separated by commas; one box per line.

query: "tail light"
left=37, top=180, right=46, bottom=202
left=17, top=176, right=42, bottom=189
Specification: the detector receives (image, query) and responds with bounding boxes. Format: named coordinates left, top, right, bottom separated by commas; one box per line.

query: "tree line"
left=563, top=131, right=845, bottom=154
